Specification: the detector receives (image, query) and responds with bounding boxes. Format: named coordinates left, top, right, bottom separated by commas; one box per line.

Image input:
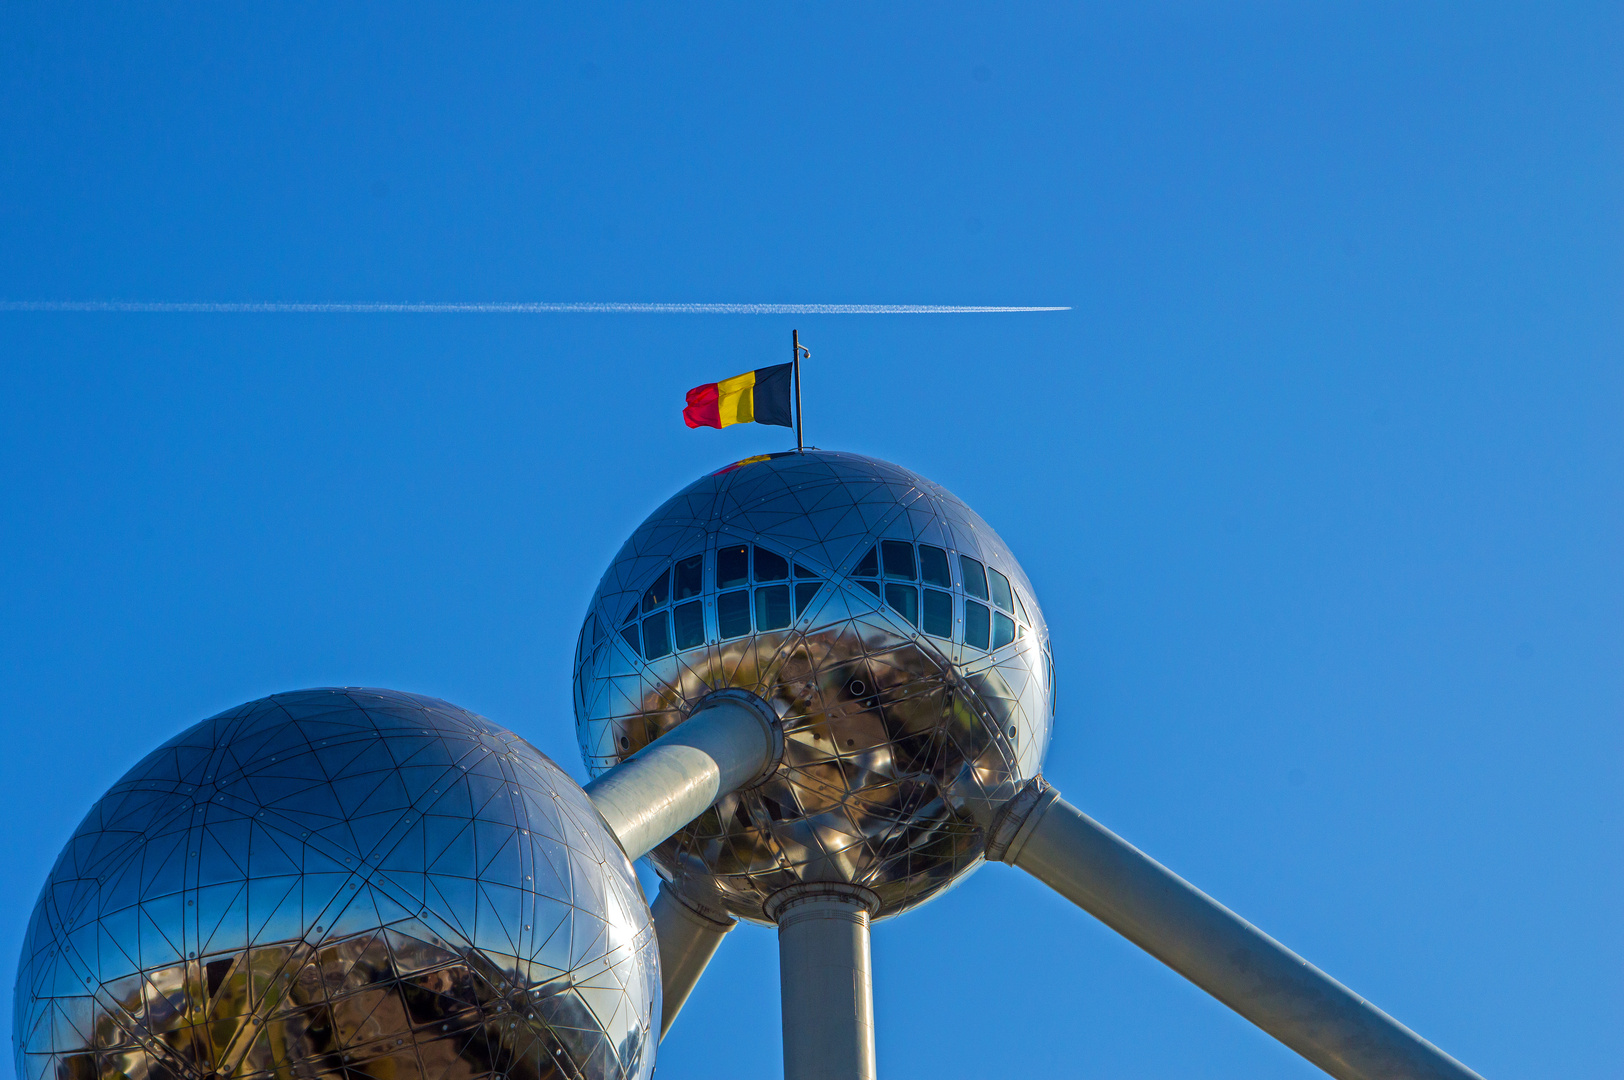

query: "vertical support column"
left=651, top=882, right=736, bottom=1040
left=767, top=884, right=880, bottom=1080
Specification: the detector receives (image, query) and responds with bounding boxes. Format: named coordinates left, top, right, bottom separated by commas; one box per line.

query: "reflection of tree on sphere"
left=14, top=688, right=656, bottom=1080
left=574, top=450, right=1055, bottom=922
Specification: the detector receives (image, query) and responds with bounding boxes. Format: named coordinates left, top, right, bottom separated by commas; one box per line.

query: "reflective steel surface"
left=574, top=450, right=1054, bottom=923
left=15, top=688, right=657, bottom=1080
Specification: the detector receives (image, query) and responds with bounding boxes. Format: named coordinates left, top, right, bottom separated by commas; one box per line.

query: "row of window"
left=619, top=544, right=825, bottom=661
left=849, top=541, right=1027, bottom=650
left=596, top=540, right=1031, bottom=664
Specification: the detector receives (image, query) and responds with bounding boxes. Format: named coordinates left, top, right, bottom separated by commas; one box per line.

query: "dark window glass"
left=643, top=612, right=672, bottom=659
left=622, top=603, right=638, bottom=625
left=881, top=540, right=916, bottom=579
left=960, top=555, right=989, bottom=600
left=794, top=563, right=819, bottom=579
left=717, top=545, right=750, bottom=589
left=673, top=600, right=705, bottom=650
left=795, top=581, right=822, bottom=617
left=992, top=611, right=1016, bottom=649
left=964, top=601, right=991, bottom=649
left=717, top=589, right=752, bottom=639
left=853, top=546, right=879, bottom=577
left=577, top=616, right=596, bottom=663
left=922, top=589, right=953, bottom=637
left=642, top=569, right=671, bottom=613
left=1015, top=590, right=1030, bottom=626
left=857, top=579, right=882, bottom=598
left=674, top=555, right=704, bottom=600
left=919, top=545, right=952, bottom=587
left=755, top=585, right=792, bottom=630
left=620, top=622, right=640, bottom=652
left=884, top=583, right=919, bottom=626
left=755, top=547, right=789, bottom=582
left=988, top=568, right=1014, bottom=613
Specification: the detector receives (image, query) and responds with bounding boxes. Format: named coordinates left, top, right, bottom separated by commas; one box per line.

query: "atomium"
left=572, top=449, right=1055, bottom=922
left=13, top=688, right=657, bottom=1080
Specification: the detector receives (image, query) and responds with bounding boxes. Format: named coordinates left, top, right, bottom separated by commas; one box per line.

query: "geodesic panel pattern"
left=15, top=688, right=656, bottom=1080
left=573, top=450, right=1055, bottom=923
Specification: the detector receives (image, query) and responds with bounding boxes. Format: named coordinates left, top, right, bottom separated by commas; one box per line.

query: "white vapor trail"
left=0, top=300, right=1068, bottom=315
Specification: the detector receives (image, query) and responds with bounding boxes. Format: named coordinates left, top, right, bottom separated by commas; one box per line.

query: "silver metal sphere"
left=573, top=450, right=1054, bottom=923
left=14, top=688, right=657, bottom=1080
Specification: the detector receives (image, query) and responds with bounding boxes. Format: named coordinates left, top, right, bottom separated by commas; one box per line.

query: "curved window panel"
left=992, top=611, right=1016, bottom=650
left=619, top=620, right=640, bottom=653
left=717, top=589, right=752, bottom=639
left=794, top=563, right=818, bottom=579
left=884, top=582, right=919, bottom=626
left=717, top=545, right=750, bottom=589
left=964, top=600, right=991, bottom=650
left=988, top=567, right=1014, bottom=613
left=642, top=568, right=671, bottom=613
left=673, top=600, right=705, bottom=651
left=881, top=540, right=916, bottom=580
left=755, top=547, right=789, bottom=582
left=755, top=584, right=792, bottom=630
left=922, top=588, right=953, bottom=638
left=622, top=603, right=639, bottom=625
left=643, top=611, right=672, bottom=659
left=919, top=545, right=952, bottom=587
left=857, top=579, right=882, bottom=598
left=675, top=554, right=704, bottom=600
left=960, top=555, right=989, bottom=601
left=853, top=545, right=879, bottom=577
left=795, top=581, right=822, bottom=617
left=1015, top=589, right=1031, bottom=626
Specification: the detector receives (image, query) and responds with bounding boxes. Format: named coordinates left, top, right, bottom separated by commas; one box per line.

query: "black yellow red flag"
left=683, top=363, right=794, bottom=429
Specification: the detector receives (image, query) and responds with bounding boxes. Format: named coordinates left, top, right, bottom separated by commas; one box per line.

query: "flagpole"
left=792, top=329, right=805, bottom=452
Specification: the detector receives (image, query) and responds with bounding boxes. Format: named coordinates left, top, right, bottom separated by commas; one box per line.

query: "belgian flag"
left=683, top=362, right=794, bottom=429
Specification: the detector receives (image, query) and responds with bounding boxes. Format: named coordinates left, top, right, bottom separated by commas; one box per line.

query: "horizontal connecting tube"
left=651, top=883, right=736, bottom=1040
left=583, top=690, right=779, bottom=861
left=997, top=787, right=1484, bottom=1080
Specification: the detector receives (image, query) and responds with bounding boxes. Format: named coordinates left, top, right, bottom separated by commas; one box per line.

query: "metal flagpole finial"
left=792, top=330, right=810, bottom=452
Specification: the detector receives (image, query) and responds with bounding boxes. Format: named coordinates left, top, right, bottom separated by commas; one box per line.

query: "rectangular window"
left=988, top=567, right=1014, bottom=613
left=717, top=545, right=750, bottom=589
left=884, top=582, right=919, bottom=626
left=795, top=581, right=822, bottom=617
left=754, top=547, right=789, bottom=582
left=642, top=611, right=672, bottom=659
left=960, top=555, right=989, bottom=601
left=642, top=568, right=670, bottom=613
left=992, top=611, right=1016, bottom=649
left=964, top=600, right=991, bottom=649
left=881, top=540, right=916, bottom=579
left=717, top=589, right=752, bottom=639
left=919, top=545, right=952, bottom=587
left=755, top=584, right=792, bottom=630
left=922, top=588, right=953, bottom=638
left=674, top=554, right=704, bottom=601
left=673, top=600, right=705, bottom=650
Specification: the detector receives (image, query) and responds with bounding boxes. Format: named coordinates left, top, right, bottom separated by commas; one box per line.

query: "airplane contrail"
left=0, top=300, right=1068, bottom=315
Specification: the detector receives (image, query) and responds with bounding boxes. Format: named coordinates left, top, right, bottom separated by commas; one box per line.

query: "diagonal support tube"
left=651, top=882, right=736, bottom=1040
left=989, top=782, right=1485, bottom=1080
left=584, top=689, right=780, bottom=861
left=767, top=884, right=880, bottom=1080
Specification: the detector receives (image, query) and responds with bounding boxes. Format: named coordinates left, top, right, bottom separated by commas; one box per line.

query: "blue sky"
left=1, top=4, right=1619, bottom=1077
